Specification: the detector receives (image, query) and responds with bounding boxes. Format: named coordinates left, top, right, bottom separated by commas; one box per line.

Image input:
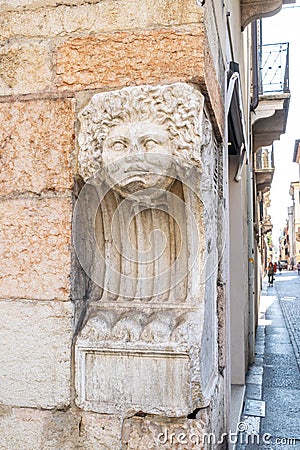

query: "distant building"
left=289, top=181, right=300, bottom=265
left=279, top=223, right=290, bottom=263
left=254, top=151, right=275, bottom=270
left=293, top=139, right=300, bottom=180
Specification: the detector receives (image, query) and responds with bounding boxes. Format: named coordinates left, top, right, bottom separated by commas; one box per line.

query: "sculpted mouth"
left=124, top=168, right=148, bottom=174
left=122, top=174, right=147, bottom=183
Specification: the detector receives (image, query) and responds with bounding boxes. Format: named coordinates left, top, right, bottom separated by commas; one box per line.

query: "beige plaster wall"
left=229, top=160, right=249, bottom=385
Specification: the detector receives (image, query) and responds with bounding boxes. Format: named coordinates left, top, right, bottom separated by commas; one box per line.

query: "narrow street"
left=237, top=271, right=300, bottom=449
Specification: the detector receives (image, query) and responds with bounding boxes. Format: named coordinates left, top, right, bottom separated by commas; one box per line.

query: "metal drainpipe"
left=248, top=20, right=259, bottom=364
left=250, top=20, right=259, bottom=112
left=247, top=161, right=255, bottom=364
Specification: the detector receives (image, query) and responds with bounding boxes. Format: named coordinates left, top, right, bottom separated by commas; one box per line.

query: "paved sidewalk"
left=276, top=272, right=300, bottom=371
left=236, top=272, right=300, bottom=449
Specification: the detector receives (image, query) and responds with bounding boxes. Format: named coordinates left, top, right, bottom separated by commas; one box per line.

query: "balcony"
left=262, top=215, right=273, bottom=234
left=293, top=139, right=300, bottom=164
left=259, top=42, right=289, bottom=94
left=241, top=0, right=295, bottom=30
left=255, top=146, right=275, bottom=192
left=252, top=42, right=291, bottom=152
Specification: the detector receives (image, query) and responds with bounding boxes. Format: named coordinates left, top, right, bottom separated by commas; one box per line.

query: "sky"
left=262, top=2, right=300, bottom=244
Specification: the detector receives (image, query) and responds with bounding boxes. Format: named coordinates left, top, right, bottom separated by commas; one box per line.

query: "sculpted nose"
left=130, top=140, right=143, bottom=154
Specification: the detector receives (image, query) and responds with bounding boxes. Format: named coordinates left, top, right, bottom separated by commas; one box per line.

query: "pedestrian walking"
left=297, top=261, right=300, bottom=275
left=278, top=261, right=282, bottom=275
left=267, top=262, right=274, bottom=286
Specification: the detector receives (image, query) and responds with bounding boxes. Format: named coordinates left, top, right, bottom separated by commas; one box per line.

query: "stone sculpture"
left=73, top=83, right=219, bottom=417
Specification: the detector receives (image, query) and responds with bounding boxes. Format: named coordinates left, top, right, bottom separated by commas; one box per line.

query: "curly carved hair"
left=78, top=83, right=204, bottom=181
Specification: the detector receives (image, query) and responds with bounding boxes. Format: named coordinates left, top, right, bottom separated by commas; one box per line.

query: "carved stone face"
left=101, top=121, right=175, bottom=198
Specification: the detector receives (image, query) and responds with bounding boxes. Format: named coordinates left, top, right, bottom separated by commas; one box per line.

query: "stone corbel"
left=252, top=94, right=290, bottom=152
left=241, top=0, right=283, bottom=30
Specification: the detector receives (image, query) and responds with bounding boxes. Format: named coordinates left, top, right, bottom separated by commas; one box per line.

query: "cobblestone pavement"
left=275, top=271, right=300, bottom=370
left=236, top=271, right=300, bottom=450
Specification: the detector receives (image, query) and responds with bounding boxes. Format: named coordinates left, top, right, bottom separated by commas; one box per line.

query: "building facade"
left=0, top=0, right=292, bottom=447
left=288, top=181, right=300, bottom=266
left=279, top=224, right=290, bottom=264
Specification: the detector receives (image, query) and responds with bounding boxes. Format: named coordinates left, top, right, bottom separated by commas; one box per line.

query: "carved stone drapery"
left=73, top=83, right=220, bottom=417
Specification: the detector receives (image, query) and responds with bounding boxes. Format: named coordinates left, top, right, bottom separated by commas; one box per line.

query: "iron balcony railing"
left=259, top=42, right=289, bottom=95
left=255, top=146, right=275, bottom=171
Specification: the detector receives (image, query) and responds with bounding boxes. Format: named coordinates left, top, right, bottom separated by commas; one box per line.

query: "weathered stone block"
left=0, top=408, right=121, bottom=449
left=122, top=414, right=208, bottom=449
left=0, top=99, right=74, bottom=196
left=203, top=33, right=224, bottom=138
left=55, top=26, right=205, bottom=90
left=76, top=348, right=190, bottom=416
left=0, top=0, right=35, bottom=7
left=0, top=0, right=202, bottom=40
left=0, top=198, right=71, bottom=300
left=0, top=300, right=72, bottom=408
left=0, top=407, right=51, bottom=450
left=78, top=412, right=121, bottom=450
left=41, top=410, right=121, bottom=449
left=0, top=41, right=52, bottom=95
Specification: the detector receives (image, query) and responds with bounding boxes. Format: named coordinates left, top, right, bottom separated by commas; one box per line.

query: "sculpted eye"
left=112, top=140, right=127, bottom=151
left=143, top=138, right=160, bottom=150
